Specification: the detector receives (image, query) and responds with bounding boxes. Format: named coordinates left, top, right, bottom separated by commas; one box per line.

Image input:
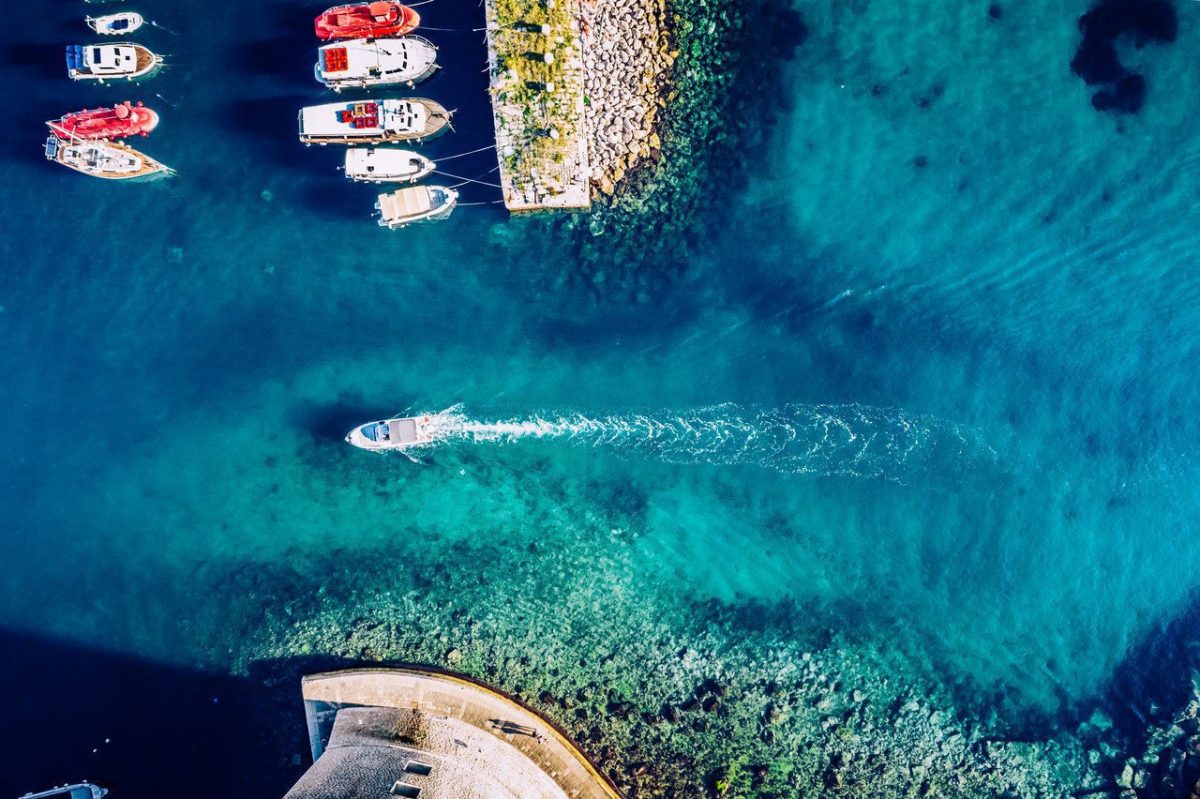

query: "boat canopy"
left=378, top=187, right=433, bottom=222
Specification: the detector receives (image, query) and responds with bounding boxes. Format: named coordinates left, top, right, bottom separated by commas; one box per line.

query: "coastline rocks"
left=579, top=0, right=671, bottom=195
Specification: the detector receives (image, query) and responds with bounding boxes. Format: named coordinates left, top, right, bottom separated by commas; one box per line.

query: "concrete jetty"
left=283, top=667, right=622, bottom=799
left=483, top=0, right=592, bottom=212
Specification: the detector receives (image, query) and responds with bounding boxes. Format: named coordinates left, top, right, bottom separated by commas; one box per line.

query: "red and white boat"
left=314, top=1, right=420, bottom=40
left=47, top=101, right=159, bottom=141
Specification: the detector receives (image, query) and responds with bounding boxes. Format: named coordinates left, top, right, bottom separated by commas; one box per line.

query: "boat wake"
left=412, top=403, right=1002, bottom=486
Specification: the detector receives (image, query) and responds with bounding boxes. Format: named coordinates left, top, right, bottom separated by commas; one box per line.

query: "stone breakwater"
left=579, top=0, right=674, bottom=196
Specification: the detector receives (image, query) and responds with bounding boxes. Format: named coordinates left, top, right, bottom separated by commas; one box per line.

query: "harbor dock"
left=483, top=0, right=592, bottom=212
left=284, top=667, right=623, bottom=799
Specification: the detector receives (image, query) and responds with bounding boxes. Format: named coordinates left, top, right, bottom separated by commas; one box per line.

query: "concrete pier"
left=284, top=668, right=622, bottom=799
left=483, top=0, right=592, bottom=212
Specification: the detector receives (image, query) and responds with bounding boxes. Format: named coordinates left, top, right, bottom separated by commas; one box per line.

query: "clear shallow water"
left=3, top=0, right=1200, bottom=788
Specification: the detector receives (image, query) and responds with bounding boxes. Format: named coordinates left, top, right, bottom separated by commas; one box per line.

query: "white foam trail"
left=414, top=403, right=1001, bottom=485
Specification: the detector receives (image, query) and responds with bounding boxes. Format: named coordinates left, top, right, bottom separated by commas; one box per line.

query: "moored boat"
left=298, top=98, right=451, bottom=145
left=86, top=11, right=144, bottom=35
left=343, top=147, right=435, bottom=183
left=315, top=1, right=420, bottom=40
left=20, top=783, right=108, bottom=799
left=314, top=36, right=438, bottom=91
left=346, top=415, right=437, bottom=450
left=48, top=101, right=159, bottom=141
left=374, top=185, right=458, bottom=228
left=66, top=42, right=162, bottom=82
left=45, top=136, right=172, bottom=180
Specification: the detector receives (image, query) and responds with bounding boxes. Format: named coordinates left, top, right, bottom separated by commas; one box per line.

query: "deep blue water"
left=4, top=0, right=1200, bottom=794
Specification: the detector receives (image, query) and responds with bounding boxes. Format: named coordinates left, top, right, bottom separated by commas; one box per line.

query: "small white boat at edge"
left=315, top=36, right=438, bottom=91
left=86, top=11, right=144, bottom=35
left=346, top=415, right=436, bottom=451
left=375, top=185, right=457, bottom=228
left=66, top=42, right=162, bottom=82
left=21, top=783, right=108, bottom=799
left=343, top=147, right=435, bottom=183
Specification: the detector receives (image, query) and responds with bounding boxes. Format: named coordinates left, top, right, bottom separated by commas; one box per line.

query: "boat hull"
left=48, top=102, right=159, bottom=141
left=314, top=37, right=440, bottom=92
left=344, top=148, right=435, bottom=183
left=46, top=136, right=171, bottom=181
left=298, top=98, right=452, bottom=146
left=375, top=185, right=458, bottom=228
left=315, top=2, right=420, bottom=40
left=345, top=416, right=436, bottom=451
left=86, top=12, right=145, bottom=35
left=66, top=43, right=162, bottom=82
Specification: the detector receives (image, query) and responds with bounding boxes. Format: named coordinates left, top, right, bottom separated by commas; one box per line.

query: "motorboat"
left=66, top=42, right=162, bottom=82
left=343, top=147, right=435, bottom=183
left=45, top=136, right=172, bottom=180
left=86, top=11, right=144, bottom=35
left=48, top=101, right=159, bottom=141
left=298, top=98, right=451, bottom=145
left=375, top=185, right=458, bottom=228
left=20, top=783, right=108, bottom=799
left=315, top=1, right=420, bottom=40
left=315, top=37, right=438, bottom=91
left=346, top=415, right=437, bottom=451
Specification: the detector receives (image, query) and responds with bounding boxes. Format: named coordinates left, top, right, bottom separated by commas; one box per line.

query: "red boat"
left=48, top=101, right=159, bottom=141
left=314, top=1, right=420, bottom=40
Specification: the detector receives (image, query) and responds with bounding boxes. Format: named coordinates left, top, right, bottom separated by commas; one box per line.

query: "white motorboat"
left=86, top=11, right=145, bottom=35
left=21, top=783, right=108, bottom=799
left=298, top=98, right=451, bottom=145
left=343, top=147, right=435, bottom=183
left=346, top=415, right=437, bottom=451
left=66, top=42, right=162, bottom=82
left=375, top=185, right=458, bottom=228
left=314, top=36, right=438, bottom=91
left=45, top=136, right=172, bottom=180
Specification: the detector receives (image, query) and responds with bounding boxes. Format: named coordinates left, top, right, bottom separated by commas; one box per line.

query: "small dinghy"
left=315, top=1, right=420, bottom=40
left=45, top=136, right=171, bottom=180
left=21, top=783, right=108, bottom=799
left=48, top=101, right=158, bottom=141
left=315, top=36, right=438, bottom=91
left=343, top=147, right=434, bottom=183
left=66, top=42, right=162, bottom=82
left=86, top=11, right=144, bottom=35
left=375, top=185, right=457, bottom=228
left=346, top=415, right=437, bottom=451
left=298, top=98, right=451, bottom=145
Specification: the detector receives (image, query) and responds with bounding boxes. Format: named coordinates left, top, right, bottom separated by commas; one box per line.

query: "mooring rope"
left=440, top=170, right=503, bottom=189
left=149, top=21, right=179, bottom=35
left=457, top=200, right=505, bottom=206
left=436, top=144, right=496, bottom=161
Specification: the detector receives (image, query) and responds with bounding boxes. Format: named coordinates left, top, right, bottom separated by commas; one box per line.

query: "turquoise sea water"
left=4, top=0, right=1200, bottom=792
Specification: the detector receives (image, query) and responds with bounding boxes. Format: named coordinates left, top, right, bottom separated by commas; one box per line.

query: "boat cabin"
left=85, top=44, right=137, bottom=75
left=362, top=419, right=419, bottom=445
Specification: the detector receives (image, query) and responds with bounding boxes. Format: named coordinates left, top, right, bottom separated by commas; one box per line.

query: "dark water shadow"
left=5, top=43, right=63, bottom=80
left=238, top=34, right=314, bottom=80
left=0, top=628, right=299, bottom=799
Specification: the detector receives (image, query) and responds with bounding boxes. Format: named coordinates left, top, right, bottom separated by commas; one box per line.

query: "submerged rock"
left=1070, top=0, right=1176, bottom=114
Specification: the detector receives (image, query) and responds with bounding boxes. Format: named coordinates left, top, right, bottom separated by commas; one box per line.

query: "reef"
left=1070, top=0, right=1177, bottom=114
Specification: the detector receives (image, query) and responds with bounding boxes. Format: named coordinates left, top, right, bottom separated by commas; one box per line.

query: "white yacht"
left=375, top=185, right=458, bottom=228
left=346, top=416, right=437, bottom=451
left=343, top=147, right=435, bottom=183
left=298, top=98, right=451, bottom=145
left=86, top=12, right=144, bottom=35
left=66, top=42, right=162, bottom=81
left=314, top=36, right=438, bottom=91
